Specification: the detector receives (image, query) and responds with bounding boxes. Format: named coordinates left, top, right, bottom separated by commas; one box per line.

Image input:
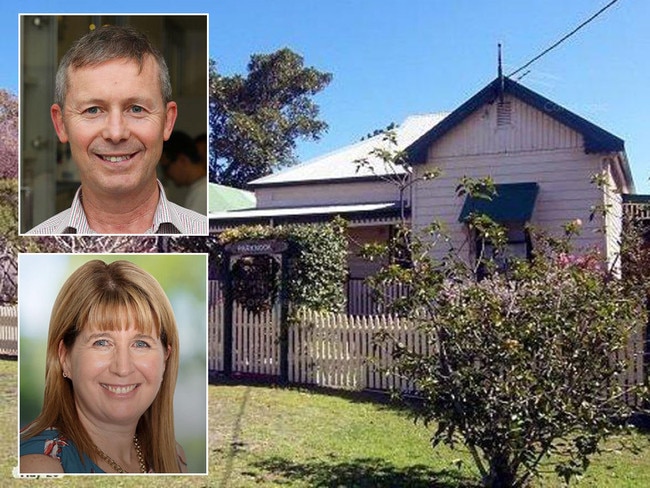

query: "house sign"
left=225, top=239, right=288, bottom=255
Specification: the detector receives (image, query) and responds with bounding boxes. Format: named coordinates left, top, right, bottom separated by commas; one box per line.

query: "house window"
left=457, top=182, right=539, bottom=277
left=475, top=223, right=532, bottom=277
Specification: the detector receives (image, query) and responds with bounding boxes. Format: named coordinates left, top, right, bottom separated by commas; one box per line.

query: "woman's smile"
left=101, top=383, right=140, bottom=395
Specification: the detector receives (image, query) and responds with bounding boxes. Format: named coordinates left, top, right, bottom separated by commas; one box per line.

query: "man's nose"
left=102, top=110, right=130, bottom=143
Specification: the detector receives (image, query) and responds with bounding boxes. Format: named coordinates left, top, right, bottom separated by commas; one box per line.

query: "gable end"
left=407, top=77, right=624, bottom=164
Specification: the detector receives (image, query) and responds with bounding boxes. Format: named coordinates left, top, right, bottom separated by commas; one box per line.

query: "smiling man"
left=26, top=25, right=207, bottom=235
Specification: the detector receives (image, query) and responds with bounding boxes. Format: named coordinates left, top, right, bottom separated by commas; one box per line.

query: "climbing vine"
left=218, top=218, right=348, bottom=313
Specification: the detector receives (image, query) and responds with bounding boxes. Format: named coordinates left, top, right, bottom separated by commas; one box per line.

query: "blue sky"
left=5, top=0, right=650, bottom=192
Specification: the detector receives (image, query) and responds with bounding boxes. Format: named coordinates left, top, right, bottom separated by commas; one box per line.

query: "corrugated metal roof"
left=208, top=183, right=256, bottom=212
left=249, top=113, right=448, bottom=187
left=209, top=201, right=398, bottom=220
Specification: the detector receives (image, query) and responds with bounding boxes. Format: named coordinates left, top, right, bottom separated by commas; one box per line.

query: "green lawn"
left=2, top=359, right=650, bottom=487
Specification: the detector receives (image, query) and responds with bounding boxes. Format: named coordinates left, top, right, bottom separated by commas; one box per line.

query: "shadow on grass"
left=629, top=411, right=650, bottom=434
left=251, top=454, right=479, bottom=488
left=211, top=372, right=423, bottom=415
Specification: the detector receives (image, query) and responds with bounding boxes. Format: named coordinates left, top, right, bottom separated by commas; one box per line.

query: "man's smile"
left=98, top=152, right=138, bottom=163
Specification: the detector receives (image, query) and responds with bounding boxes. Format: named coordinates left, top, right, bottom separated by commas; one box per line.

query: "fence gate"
left=220, top=239, right=289, bottom=382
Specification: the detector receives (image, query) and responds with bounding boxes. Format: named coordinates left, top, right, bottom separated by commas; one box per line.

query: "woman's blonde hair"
left=21, top=259, right=181, bottom=473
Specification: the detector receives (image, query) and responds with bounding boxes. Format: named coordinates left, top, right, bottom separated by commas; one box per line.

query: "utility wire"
left=508, top=0, right=622, bottom=78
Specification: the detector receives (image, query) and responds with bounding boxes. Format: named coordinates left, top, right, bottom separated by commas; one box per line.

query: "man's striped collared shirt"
left=26, top=181, right=207, bottom=235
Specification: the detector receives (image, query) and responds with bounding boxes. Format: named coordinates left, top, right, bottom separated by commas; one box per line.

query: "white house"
left=210, top=76, right=635, bottom=277
left=406, top=76, right=633, bottom=266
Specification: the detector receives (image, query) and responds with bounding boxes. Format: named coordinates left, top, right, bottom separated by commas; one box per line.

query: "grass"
left=210, top=382, right=478, bottom=488
left=2, top=359, right=650, bottom=487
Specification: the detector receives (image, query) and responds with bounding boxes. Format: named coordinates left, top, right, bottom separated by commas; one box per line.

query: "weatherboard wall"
left=604, top=163, right=623, bottom=270
left=412, top=94, right=610, bottom=260
left=254, top=179, right=403, bottom=209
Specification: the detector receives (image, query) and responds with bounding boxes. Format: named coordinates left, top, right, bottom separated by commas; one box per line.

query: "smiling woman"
left=19, top=258, right=195, bottom=474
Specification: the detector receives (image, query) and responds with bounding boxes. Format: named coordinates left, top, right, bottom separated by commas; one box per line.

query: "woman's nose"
left=109, top=346, right=135, bottom=376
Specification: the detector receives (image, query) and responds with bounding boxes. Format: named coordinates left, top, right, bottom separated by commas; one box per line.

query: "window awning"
left=458, top=182, right=539, bottom=223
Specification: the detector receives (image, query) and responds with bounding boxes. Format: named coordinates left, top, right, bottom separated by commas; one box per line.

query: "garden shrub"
left=366, top=179, right=648, bottom=488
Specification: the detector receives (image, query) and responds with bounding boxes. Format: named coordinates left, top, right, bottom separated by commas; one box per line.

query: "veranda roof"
left=209, top=201, right=404, bottom=231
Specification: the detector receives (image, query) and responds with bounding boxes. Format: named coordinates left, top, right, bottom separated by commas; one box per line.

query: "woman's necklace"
left=94, top=434, right=147, bottom=473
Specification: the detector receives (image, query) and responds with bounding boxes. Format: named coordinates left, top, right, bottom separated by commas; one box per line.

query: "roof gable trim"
left=407, top=77, right=624, bottom=164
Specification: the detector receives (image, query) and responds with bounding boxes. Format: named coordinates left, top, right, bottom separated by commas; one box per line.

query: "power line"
left=508, top=0, right=622, bottom=79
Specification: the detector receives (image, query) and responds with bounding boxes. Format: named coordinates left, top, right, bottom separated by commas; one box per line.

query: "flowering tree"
left=0, top=90, right=19, bottom=302
left=0, top=89, right=17, bottom=179
left=32, top=235, right=159, bottom=254
left=361, top=134, right=648, bottom=487
left=368, top=198, right=647, bottom=487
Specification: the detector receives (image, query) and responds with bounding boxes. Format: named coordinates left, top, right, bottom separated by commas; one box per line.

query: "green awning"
left=458, top=182, right=539, bottom=223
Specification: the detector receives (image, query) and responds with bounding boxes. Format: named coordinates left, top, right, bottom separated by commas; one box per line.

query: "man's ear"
left=51, top=104, right=69, bottom=144
left=163, top=102, right=178, bottom=141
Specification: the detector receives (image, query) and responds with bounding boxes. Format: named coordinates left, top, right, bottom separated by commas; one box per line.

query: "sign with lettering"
left=225, top=239, right=288, bottom=255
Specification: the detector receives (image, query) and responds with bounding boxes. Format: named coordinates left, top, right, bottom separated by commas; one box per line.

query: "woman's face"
left=59, top=324, right=170, bottom=430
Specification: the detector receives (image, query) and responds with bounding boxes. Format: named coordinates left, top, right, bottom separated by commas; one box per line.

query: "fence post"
left=223, top=255, right=233, bottom=377
left=279, top=252, right=290, bottom=384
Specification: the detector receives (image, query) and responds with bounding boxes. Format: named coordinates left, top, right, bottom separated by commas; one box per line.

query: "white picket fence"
left=209, top=282, right=281, bottom=376
left=232, top=305, right=280, bottom=376
left=0, top=305, right=18, bottom=356
left=208, top=282, right=224, bottom=372
left=616, top=321, right=648, bottom=407
left=288, top=309, right=431, bottom=391
left=208, top=277, right=431, bottom=392
left=208, top=281, right=647, bottom=404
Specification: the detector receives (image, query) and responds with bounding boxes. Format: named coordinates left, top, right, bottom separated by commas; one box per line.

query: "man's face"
left=51, top=56, right=177, bottom=199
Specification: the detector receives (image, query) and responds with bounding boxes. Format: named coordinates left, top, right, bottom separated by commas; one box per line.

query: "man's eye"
left=130, top=105, right=144, bottom=114
left=84, top=107, right=100, bottom=115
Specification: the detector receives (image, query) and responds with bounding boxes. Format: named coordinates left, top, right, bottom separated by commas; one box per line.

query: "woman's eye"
left=134, top=340, right=150, bottom=348
left=93, top=339, right=109, bottom=347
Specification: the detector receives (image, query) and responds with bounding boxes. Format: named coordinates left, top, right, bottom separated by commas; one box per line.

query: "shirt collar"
left=64, top=181, right=181, bottom=234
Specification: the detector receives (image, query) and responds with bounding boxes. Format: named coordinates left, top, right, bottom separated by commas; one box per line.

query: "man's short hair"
left=163, top=131, right=200, bottom=164
left=54, top=24, right=172, bottom=107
